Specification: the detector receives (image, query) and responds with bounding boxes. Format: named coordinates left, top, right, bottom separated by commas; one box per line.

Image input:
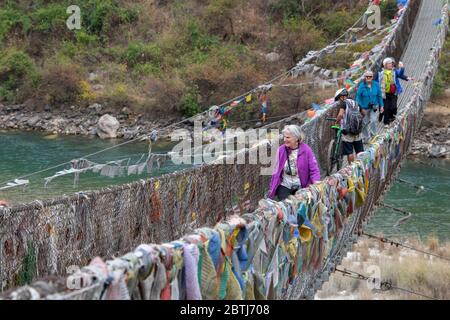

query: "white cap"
left=383, top=57, right=394, bottom=67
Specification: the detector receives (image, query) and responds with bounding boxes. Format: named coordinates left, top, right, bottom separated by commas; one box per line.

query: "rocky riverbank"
left=1, top=94, right=449, bottom=156
left=409, top=94, right=450, bottom=159
left=0, top=103, right=181, bottom=140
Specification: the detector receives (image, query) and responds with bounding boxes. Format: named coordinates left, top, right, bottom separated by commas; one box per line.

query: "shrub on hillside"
left=380, top=0, right=400, bottom=21
left=282, top=18, right=326, bottom=64
left=75, top=31, right=99, bottom=46
left=0, top=7, right=32, bottom=43
left=316, top=50, right=355, bottom=70
left=316, top=10, right=356, bottom=39
left=132, top=63, right=162, bottom=77
left=124, top=42, right=162, bottom=67
left=269, top=0, right=302, bottom=20
left=39, top=65, right=82, bottom=106
left=105, top=83, right=134, bottom=109
left=81, top=0, right=140, bottom=37
left=203, top=0, right=239, bottom=38
left=78, top=80, right=97, bottom=103
left=432, top=36, right=450, bottom=98
left=142, top=77, right=185, bottom=116
left=179, top=87, right=202, bottom=117
left=0, top=49, right=39, bottom=103
left=32, top=3, right=67, bottom=33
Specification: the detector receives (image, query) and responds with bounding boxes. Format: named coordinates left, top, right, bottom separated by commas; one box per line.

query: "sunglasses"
left=365, top=76, right=373, bottom=78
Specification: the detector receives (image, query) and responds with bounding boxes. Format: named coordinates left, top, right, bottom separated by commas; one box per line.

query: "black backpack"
left=343, top=99, right=363, bottom=135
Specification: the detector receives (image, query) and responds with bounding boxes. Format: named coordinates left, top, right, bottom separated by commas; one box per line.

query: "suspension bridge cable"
left=0, top=2, right=384, bottom=189
left=334, top=267, right=439, bottom=300
left=362, top=232, right=450, bottom=262
left=226, top=112, right=304, bottom=125
left=379, top=203, right=450, bottom=228
left=414, top=159, right=450, bottom=172
left=0, top=73, right=291, bottom=188
left=396, top=178, right=450, bottom=197
left=329, top=14, right=365, bottom=46
left=388, top=285, right=440, bottom=300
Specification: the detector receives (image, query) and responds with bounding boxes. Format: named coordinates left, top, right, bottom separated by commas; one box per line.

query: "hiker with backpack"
left=356, top=70, right=384, bottom=143
left=335, top=88, right=365, bottom=164
left=376, top=57, right=413, bottom=126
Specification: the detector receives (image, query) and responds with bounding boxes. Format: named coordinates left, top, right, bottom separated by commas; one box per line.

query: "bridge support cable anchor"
left=362, top=232, right=450, bottom=262
left=334, top=267, right=439, bottom=300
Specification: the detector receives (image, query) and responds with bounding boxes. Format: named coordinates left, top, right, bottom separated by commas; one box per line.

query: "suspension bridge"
left=0, top=0, right=448, bottom=300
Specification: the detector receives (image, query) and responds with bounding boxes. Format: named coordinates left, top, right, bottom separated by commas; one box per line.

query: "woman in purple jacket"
left=268, top=125, right=321, bottom=201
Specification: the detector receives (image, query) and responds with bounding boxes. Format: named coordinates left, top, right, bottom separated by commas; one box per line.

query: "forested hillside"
left=0, top=0, right=399, bottom=120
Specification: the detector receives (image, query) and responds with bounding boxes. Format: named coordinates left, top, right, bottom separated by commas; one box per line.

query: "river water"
left=0, top=131, right=188, bottom=204
left=1, top=131, right=449, bottom=240
left=366, top=159, right=450, bottom=241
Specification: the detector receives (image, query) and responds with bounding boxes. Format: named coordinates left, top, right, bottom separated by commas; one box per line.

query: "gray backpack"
left=343, top=99, right=363, bottom=135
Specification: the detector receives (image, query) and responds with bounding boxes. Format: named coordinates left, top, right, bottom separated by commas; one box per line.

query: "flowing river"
left=1, top=131, right=448, bottom=240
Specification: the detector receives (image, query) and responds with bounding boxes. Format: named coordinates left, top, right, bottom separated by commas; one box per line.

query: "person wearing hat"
left=335, top=88, right=365, bottom=164
left=377, top=57, right=413, bottom=126
left=356, top=70, right=384, bottom=143
left=268, top=124, right=320, bottom=201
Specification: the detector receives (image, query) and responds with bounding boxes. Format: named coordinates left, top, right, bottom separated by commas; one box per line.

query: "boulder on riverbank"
left=97, top=114, right=120, bottom=139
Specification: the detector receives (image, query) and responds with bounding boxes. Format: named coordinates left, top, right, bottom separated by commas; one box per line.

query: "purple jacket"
left=268, top=143, right=321, bottom=199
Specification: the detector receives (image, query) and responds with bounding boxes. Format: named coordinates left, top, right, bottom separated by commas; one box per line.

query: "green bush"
left=206, top=0, right=239, bottom=18
left=102, top=46, right=125, bottom=61
left=432, top=37, right=450, bottom=98
left=0, top=8, right=32, bottom=42
left=283, top=18, right=326, bottom=63
left=81, top=0, right=139, bottom=36
left=209, top=45, right=239, bottom=69
left=316, top=10, right=355, bottom=39
left=133, top=63, right=162, bottom=77
left=60, top=41, right=78, bottom=58
left=186, top=20, right=220, bottom=51
left=0, top=49, right=39, bottom=102
left=74, top=30, right=98, bottom=46
left=380, top=0, right=399, bottom=21
left=124, top=42, right=162, bottom=67
left=32, top=3, right=67, bottom=32
left=204, top=0, right=239, bottom=36
left=270, top=0, right=301, bottom=20
left=117, top=6, right=140, bottom=24
left=179, top=88, right=201, bottom=117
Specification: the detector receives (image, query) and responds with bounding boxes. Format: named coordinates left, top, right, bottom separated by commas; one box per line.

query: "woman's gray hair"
left=282, top=125, right=304, bottom=143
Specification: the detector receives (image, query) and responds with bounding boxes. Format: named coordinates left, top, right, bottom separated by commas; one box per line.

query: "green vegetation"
left=0, top=48, right=40, bottom=102
left=180, top=88, right=202, bottom=117
left=0, top=7, right=32, bottom=42
left=0, top=0, right=367, bottom=118
left=18, top=242, right=37, bottom=286
left=432, top=35, right=450, bottom=98
left=33, top=3, right=67, bottom=33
